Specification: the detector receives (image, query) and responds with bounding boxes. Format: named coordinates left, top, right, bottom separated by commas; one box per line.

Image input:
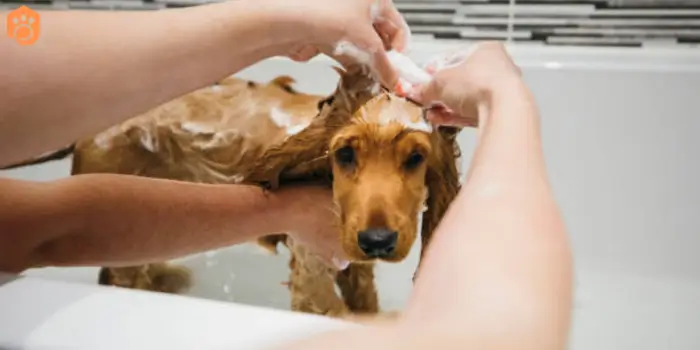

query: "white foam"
left=421, top=188, right=429, bottom=213
left=192, top=129, right=239, bottom=150
left=387, top=50, right=431, bottom=85
left=93, top=127, right=119, bottom=150
left=269, top=107, right=309, bottom=136
left=139, top=128, right=157, bottom=152
left=333, top=40, right=373, bottom=67
left=403, top=118, right=433, bottom=133
left=371, top=82, right=381, bottom=95
left=376, top=99, right=433, bottom=133
left=181, top=122, right=215, bottom=135
left=231, top=174, right=244, bottom=184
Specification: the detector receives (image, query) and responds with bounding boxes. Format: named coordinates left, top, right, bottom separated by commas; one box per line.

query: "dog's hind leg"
left=335, top=263, right=379, bottom=314
left=97, top=263, right=191, bottom=294
left=288, top=242, right=349, bottom=318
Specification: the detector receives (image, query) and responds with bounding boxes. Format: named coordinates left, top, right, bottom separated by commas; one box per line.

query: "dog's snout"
left=358, top=228, right=398, bottom=258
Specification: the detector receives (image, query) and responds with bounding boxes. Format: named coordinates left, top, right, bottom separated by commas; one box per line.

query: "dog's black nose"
left=358, top=228, right=398, bottom=258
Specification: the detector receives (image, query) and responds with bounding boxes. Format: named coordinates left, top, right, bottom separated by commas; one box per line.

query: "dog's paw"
left=147, top=263, right=192, bottom=294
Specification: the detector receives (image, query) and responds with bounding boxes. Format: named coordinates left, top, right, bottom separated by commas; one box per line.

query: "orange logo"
left=6, top=5, right=40, bottom=46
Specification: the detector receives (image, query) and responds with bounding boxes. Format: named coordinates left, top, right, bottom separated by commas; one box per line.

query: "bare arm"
left=0, top=174, right=328, bottom=273
left=0, top=1, right=292, bottom=165
left=403, top=79, right=572, bottom=349
left=279, top=43, right=572, bottom=350
left=0, top=0, right=408, bottom=167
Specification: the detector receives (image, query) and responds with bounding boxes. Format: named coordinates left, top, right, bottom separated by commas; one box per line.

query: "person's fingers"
left=425, top=108, right=478, bottom=128
left=409, top=78, right=442, bottom=106
left=373, top=21, right=397, bottom=51
left=347, top=31, right=401, bottom=88
left=288, top=45, right=320, bottom=62
left=380, top=2, right=410, bottom=52
left=372, top=48, right=399, bottom=88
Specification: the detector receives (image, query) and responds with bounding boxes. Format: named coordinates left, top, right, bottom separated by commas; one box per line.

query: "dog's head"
left=321, top=67, right=461, bottom=263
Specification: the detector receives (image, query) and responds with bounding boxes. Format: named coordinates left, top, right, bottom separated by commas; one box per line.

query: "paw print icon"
left=6, top=5, right=41, bottom=46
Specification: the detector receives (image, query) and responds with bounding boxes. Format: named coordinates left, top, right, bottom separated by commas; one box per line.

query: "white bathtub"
left=2, top=43, right=700, bottom=349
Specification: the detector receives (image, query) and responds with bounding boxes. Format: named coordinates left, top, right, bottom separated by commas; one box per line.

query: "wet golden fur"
left=27, top=66, right=463, bottom=318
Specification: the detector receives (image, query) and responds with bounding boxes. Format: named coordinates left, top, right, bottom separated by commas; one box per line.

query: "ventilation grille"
left=2, top=0, right=699, bottom=48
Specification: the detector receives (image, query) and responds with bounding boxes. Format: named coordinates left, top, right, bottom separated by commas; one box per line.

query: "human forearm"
left=0, top=1, right=294, bottom=166
left=406, top=80, right=572, bottom=349
left=0, top=174, right=293, bottom=272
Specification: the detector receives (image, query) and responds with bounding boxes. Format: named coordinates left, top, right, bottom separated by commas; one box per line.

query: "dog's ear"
left=331, top=65, right=346, bottom=78
left=242, top=118, right=333, bottom=190
left=414, top=131, right=462, bottom=282
left=271, top=75, right=298, bottom=94
left=329, top=65, right=379, bottom=118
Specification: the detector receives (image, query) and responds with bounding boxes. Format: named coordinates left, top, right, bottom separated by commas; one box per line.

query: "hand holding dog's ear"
left=409, top=42, right=523, bottom=128
left=275, top=0, right=408, bottom=88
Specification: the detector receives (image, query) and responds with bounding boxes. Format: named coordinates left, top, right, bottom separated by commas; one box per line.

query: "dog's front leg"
left=287, top=240, right=349, bottom=318
left=335, top=263, right=379, bottom=314
left=97, top=263, right=191, bottom=294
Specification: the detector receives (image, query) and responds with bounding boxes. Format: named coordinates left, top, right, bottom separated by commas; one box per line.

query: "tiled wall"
left=399, top=0, right=700, bottom=48
left=2, top=0, right=699, bottom=48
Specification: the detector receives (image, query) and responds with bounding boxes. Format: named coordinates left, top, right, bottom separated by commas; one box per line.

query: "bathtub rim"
left=298, top=41, right=700, bottom=73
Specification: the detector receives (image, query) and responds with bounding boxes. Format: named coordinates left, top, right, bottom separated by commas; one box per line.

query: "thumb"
left=408, top=79, right=441, bottom=106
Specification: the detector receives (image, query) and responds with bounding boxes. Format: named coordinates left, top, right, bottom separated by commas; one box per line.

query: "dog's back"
left=72, top=75, right=323, bottom=183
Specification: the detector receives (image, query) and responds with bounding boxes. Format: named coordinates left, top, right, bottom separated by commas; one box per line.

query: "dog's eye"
left=335, top=146, right=356, bottom=168
left=404, top=151, right=424, bottom=170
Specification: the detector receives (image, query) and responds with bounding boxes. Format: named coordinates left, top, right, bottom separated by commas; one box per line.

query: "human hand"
left=274, top=184, right=350, bottom=271
left=408, top=42, right=523, bottom=128
left=270, top=0, right=409, bottom=87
